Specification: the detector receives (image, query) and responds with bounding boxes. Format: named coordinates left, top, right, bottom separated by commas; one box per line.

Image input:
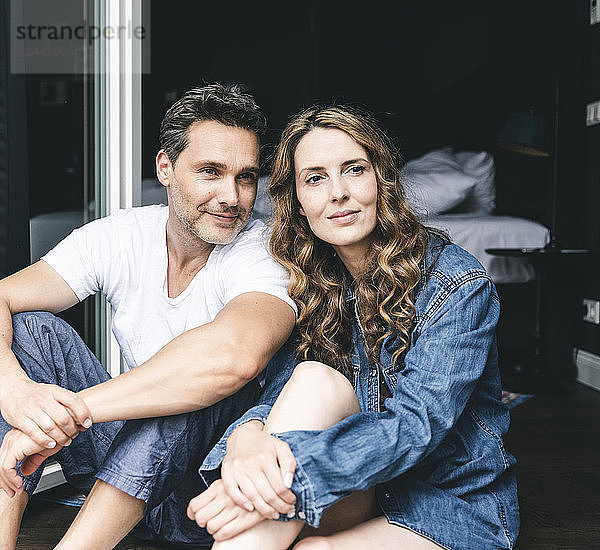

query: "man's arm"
left=0, top=261, right=93, bottom=447
left=79, top=292, right=295, bottom=423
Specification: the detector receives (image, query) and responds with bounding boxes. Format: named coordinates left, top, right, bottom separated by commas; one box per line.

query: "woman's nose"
left=329, top=176, right=349, bottom=202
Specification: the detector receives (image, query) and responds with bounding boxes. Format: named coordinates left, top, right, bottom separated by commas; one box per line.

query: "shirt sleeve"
left=219, top=223, right=297, bottom=315
left=41, top=215, right=118, bottom=302
left=275, top=275, right=500, bottom=527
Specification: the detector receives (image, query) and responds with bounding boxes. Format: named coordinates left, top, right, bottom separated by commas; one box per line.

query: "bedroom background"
left=1, top=0, right=598, bottom=388
left=1, top=1, right=600, bottom=547
left=140, top=0, right=599, bottom=392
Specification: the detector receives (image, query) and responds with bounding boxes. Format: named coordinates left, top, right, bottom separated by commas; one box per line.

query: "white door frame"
left=94, top=0, right=143, bottom=377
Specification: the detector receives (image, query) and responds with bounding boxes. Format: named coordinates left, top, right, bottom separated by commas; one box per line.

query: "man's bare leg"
left=0, top=490, right=28, bottom=550
left=54, top=480, right=145, bottom=550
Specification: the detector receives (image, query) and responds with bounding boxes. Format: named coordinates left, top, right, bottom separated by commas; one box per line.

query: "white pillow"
left=402, top=148, right=478, bottom=216
left=454, top=151, right=495, bottom=214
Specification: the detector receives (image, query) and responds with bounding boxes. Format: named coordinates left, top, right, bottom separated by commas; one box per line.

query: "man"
left=0, top=84, right=296, bottom=548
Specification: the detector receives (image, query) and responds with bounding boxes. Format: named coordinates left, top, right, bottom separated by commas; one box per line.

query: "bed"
left=401, top=147, right=549, bottom=284
left=255, top=147, right=548, bottom=284
left=425, top=213, right=549, bottom=284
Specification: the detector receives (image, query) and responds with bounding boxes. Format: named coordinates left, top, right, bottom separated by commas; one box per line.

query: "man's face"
left=159, top=120, right=260, bottom=245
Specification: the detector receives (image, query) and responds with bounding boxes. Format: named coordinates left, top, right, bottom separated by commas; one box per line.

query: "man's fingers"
left=21, top=453, right=47, bottom=476
left=0, top=487, right=15, bottom=498
left=33, top=410, right=73, bottom=446
left=0, top=456, right=23, bottom=496
left=18, top=418, right=56, bottom=450
left=43, top=401, right=79, bottom=438
left=53, top=387, right=92, bottom=429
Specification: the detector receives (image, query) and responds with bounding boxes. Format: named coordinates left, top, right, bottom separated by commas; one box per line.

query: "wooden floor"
left=15, top=383, right=600, bottom=549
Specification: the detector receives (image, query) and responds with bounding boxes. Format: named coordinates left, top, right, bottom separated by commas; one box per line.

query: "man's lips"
left=204, top=211, right=237, bottom=218
left=202, top=211, right=239, bottom=223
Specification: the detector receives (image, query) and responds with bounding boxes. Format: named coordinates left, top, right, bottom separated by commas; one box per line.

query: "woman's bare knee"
left=291, top=361, right=354, bottom=395
left=265, top=361, right=359, bottom=433
left=294, top=536, right=332, bottom=550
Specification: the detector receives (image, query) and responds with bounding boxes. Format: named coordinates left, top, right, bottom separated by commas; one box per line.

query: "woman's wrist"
left=235, top=419, right=265, bottom=433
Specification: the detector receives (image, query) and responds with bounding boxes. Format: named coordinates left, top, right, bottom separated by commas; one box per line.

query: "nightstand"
left=485, top=247, right=592, bottom=392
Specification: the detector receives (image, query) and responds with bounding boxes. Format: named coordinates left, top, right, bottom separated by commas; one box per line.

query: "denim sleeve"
left=276, top=275, right=500, bottom=527
left=199, top=336, right=298, bottom=474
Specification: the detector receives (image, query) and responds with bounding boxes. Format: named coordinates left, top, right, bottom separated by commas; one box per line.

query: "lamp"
left=497, top=86, right=560, bottom=249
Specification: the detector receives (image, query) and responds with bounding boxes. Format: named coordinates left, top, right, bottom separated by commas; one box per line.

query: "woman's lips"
left=328, top=210, right=359, bottom=224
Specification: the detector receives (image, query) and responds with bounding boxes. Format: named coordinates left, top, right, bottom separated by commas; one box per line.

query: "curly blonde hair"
left=269, top=105, right=442, bottom=376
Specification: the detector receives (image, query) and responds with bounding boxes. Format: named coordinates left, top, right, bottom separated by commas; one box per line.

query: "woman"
left=187, top=106, right=519, bottom=549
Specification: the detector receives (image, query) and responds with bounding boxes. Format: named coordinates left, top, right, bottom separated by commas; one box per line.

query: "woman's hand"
left=187, top=479, right=266, bottom=541
left=221, top=420, right=296, bottom=518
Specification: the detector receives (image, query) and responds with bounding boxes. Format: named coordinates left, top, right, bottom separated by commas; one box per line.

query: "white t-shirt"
left=42, top=205, right=296, bottom=371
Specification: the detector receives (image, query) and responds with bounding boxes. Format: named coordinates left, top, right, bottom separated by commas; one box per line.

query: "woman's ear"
left=299, top=206, right=306, bottom=216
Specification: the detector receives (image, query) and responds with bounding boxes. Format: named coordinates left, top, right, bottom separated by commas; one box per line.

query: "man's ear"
left=156, top=150, right=172, bottom=187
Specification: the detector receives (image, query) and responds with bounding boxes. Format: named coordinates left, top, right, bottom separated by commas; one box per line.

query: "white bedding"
left=426, top=214, right=550, bottom=284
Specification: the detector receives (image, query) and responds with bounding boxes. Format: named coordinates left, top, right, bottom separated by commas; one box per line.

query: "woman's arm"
left=270, top=275, right=499, bottom=528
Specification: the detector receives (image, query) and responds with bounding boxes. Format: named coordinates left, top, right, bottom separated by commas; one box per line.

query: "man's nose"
left=217, top=176, right=239, bottom=206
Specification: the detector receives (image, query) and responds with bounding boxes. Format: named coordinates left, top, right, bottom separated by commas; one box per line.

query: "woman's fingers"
left=221, top=467, right=255, bottom=512
left=211, top=510, right=267, bottom=542
left=205, top=505, right=239, bottom=535
left=275, top=438, right=297, bottom=490
left=220, top=437, right=297, bottom=517
left=236, top=471, right=292, bottom=518
left=188, top=491, right=226, bottom=528
left=187, top=479, right=268, bottom=541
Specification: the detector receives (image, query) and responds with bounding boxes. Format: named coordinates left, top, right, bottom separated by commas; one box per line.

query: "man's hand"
left=187, top=479, right=267, bottom=542
left=0, top=429, right=63, bottom=497
left=0, top=377, right=92, bottom=449
left=221, top=420, right=296, bottom=519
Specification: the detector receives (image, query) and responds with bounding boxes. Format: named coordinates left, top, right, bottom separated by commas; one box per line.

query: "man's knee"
left=12, top=311, right=70, bottom=341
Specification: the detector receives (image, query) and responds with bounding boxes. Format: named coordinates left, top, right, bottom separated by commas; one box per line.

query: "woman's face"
left=294, top=127, right=378, bottom=269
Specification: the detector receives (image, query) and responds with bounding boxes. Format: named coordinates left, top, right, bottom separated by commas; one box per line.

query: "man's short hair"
left=159, top=83, right=267, bottom=166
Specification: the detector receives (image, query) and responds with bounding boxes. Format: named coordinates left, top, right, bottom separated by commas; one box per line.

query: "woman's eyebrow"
left=298, top=165, right=325, bottom=176
left=298, top=158, right=369, bottom=177
left=340, top=158, right=369, bottom=168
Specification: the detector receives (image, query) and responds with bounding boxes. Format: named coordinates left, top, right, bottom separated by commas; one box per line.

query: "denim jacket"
left=200, top=238, right=519, bottom=549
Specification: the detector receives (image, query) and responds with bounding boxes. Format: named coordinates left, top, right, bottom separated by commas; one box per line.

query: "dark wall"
left=143, top=0, right=597, bottom=358
left=580, top=12, right=600, bottom=355
left=143, top=1, right=568, bottom=181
